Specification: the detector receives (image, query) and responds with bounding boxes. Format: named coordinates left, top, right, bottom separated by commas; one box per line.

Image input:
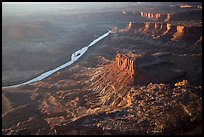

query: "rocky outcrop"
left=171, top=25, right=185, bottom=41
left=140, top=12, right=170, bottom=22
left=152, top=23, right=165, bottom=36
left=180, top=4, right=192, bottom=8
left=127, top=22, right=132, bottom=30
left=113, top=22, right=202, bottom=44
left=164, top=13, right=171, bottom=22
left=116, top=22, right=133, bottom=33
left=141, top=10, right=202, bottom=22
left=157, top=23, right=171, bottom=37
left=143, top=22, right=150, bottom=33
left=140, top=12, right=161, bottom=20
left=115, top=51, right=134, bottom=78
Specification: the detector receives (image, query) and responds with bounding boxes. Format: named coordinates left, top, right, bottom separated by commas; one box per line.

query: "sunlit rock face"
left=164, top=13, right=171, bottom=22
left=140, top=12, right=161, bottom=20
left=115, top=51, right=134, bottom=78
left=158, top=23, right=171, bottom=37
left=140, top=11, right=170, bottom=22
left=113, top=22, right=202, bottom=45
left=142, top=22, right=150, bottom=33
left=180, top=5, right=192, bottom=8
left=28, top=52, right=138, bottom=130
left=195, top=36, right=202, bottom=45
left=127, top=22, right=132, bottom=30
left=116, top=22, right=133, bottom=32
left=171, top=25, right=185, bottom=41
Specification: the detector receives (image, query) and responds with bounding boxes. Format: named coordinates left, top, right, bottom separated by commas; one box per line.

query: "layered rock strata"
left=112, top=22, right=202, bottom=45
left=140, top=12, right=170, bottom=22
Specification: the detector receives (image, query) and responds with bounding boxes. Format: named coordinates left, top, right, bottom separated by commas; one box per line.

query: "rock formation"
left=180, top=4, right=192, bottom=8
left=117, top=22, right=133, bottom=32
left=171, top=25, right=185, bottom=41
left=143, top=22, right=150, bottom=33
left=140, top=11, right=171, bottom=22
left=115, top=51, right=134, bottom=78
left=127, top=22, right=132, bottom=30
left=114, top=22, right=202, bottom=44
left=164, top=13, right=171, bottom=22
left=159, top=23, right=171, bottom=37
left=140, top=12, right=161, bottom=20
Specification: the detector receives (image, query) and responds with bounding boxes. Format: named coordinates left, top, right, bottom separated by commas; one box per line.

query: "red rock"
left=115, top=51, right=135, bottom=79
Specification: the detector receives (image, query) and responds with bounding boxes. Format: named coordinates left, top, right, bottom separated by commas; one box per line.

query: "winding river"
left=3, top=30, right=111, bottom=88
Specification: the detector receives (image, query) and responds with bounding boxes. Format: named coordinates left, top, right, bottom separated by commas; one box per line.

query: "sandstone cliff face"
left=113, top=22, right=202, bottom=44
left=151, top=23, right=162, bottom=36
left=140, top=12, right=170, bottom=22
left=171, top=25, right=185, bottom=41
left=140, top=12, right=161, bottom=20
left=180, top=4, right=192, bottom=8
left=158, top=23, right=171, bottom=37
left=127, top=22, right=132, bottom=30
left=164, top=13, right=171, bottom=22
left=115, top=51, right=134, bottom=78
left=143, top=22, right=150, bottom=33
left=110, top=22, right=133, bottom=33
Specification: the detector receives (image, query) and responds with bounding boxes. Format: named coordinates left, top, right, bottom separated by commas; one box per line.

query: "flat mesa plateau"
left=2, top=2, right=202, bottom=135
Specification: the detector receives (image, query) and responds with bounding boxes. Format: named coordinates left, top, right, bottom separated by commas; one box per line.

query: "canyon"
left=2, top=2, right=202, bottom=135
left=2, top=49, right=201, bottom=134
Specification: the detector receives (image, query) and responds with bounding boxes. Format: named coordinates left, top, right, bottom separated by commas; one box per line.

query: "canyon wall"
left=171, top=25, right=185, bottom=41
left=158, top=23, right=172, bottom=37
left=164, top=13, right=171, bottom=22
left=115, top=51, right=134, bottom=78
left=140, top=12, right=161, bottom=20
left=180, top=5, right=192, bottom=8
left=117, top=22, right=133, bottom=32
left=113, top=22, right=202, bottom=44
left=111, top=20, right=202, bottom=45
left=140, top=12, right=170, bottom=22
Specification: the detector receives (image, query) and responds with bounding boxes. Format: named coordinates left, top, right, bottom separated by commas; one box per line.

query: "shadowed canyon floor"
left=2, top=2, right=202, bottom=135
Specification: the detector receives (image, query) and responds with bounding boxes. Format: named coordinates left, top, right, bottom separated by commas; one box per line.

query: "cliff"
left=180, top=4, right=192, bottom=8
left=153, top=23, right=171, bottom=38
left=112, top=22, right=202, bottom=44
left=164, top=13, right=171, bottom=22
left=140, top=11, right=171, bottom=22
left=171, top=25, right=185, bottom=41
left=140, top=12, right=161, bottom=20
left=141, top=10, right=202, bottom=22
left=116, top=22, right=133, bottom=32
left=115, top=51, right=134, bottom=78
